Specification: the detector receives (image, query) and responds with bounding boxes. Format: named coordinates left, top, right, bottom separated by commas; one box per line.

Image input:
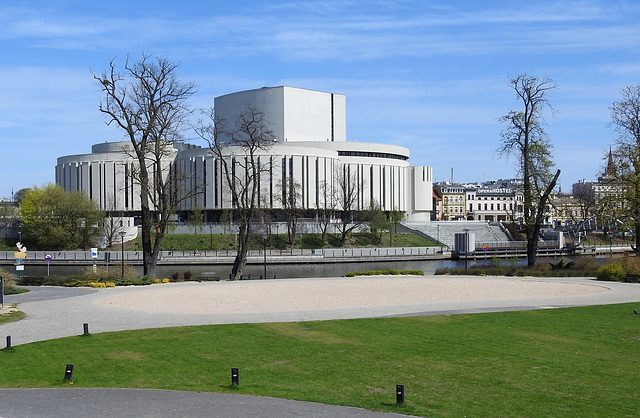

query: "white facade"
left=56, top=87, right=433, bottom=222
left=215, top=86, right=346, bottom=143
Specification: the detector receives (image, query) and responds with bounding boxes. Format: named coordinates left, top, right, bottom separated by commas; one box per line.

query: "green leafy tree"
left=498, top=74, right=560, bottom=266
left=187, top=201, right=204, bottom=234
left=604, top=85, right=640, bottom=252
left=388, top=208, right=405, bottom=246
left=366, top=201, right=390, bottom=245
left=19, top=184, right=102, bottom=250
left=13, top=188, right=30, bottom=205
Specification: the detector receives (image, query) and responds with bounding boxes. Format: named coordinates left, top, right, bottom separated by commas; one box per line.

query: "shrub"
left=573, top=256, right=598, bottom=271
left=0, top=268, right=16, bottom=288
left=83, top=265, right=138, bottom=282
left=549, top=259, right=575, bottom=270
left=619, top=255, right=640, bottom=275
left=88, top=282, right=107, bottom=288
left=171, top=272, right=180, bottom=281
left=162, top=278, right=170, bottom=283
left=183, top=271, right=192, bottom=280
left=345, top=270, right=424, bottom=277
left=301, top=234, right=325, bottom=249
left=596, top=263, right=626, bottom=282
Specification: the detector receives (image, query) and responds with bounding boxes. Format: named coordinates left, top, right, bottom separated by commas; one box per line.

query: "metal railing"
left=0, top=246, right=444, bottom=264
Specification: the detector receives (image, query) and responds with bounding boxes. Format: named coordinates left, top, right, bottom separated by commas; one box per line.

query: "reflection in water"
left=15, top=256, right=604, bottom=279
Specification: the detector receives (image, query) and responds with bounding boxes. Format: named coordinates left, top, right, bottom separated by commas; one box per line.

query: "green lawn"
left=121, top=232, right=437, bottom=252
left=1, top=303, right=639, bottom=417
left=0, top=308, right=24, bottom=325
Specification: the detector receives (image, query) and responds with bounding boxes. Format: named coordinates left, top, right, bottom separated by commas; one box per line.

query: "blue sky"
left=2, top=0, right=639, bottom=200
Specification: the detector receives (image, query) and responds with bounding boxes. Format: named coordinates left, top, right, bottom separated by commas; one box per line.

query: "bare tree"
left=276, top=178, right=302, bottom=245
left=95, top=54, right=198, bottom=277
left=196, top=107, right=275, bottom=278
left=571, top=181, right=596, bottom=221
left=606, top=85, right=640, bottom=252
left=315, top=180, right=336, bottom=243
left=102, top=194, right=124, bottom=248
left=498, top=74, right=560, bottom=266
left=334, top=164, right=366, bottom=246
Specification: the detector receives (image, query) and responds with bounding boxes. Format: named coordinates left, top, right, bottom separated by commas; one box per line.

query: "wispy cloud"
left=3, top=1, right=638, bottom=61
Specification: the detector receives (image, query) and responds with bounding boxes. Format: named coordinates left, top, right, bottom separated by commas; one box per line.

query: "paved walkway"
left=2, top=276, right=640, bottom=417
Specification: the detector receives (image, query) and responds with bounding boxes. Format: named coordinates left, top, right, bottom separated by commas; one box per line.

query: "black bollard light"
left=83, top=323, right=89, bottom=335
left=6, top=336, right=11, bottom=349
left=396, top=384, right=405, bottom=404
left=231, top=367, right=239, bottom=386
left=64, top=364, right=74, bottom=382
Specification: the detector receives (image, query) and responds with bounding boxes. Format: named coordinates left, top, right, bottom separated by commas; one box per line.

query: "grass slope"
left=1, top=304, right=639, bottom=417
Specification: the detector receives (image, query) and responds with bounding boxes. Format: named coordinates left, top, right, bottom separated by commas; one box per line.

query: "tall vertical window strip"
left=130, top=163, right=135, bottom=210
left=101, top=163, right=105, bottom=210
left=369, top=166, right=374, bottom=203
left=301, top=156, right=305, bottom=208
left=269, top=156, right=273, bottom=208
left=203, top=159, right=207, bottom=207
left=89, top=165, right=93, bottom=200
left=214, top=159, right=219, bottom=207
left=315, top=158, right=319, bottom=208
left=289, top=157, right=294, bottom=207
left=231, top=158, right=236, bottom=208
left=382, top=167, right=386, bottom=209
left=281, top=157, right=286, bottom=203
left=112, top=162, right=117, bottom=208
left=257, top=157, right=261, bottom=208
left=124, top=164, right=129, bottom=209
left=305, top=156, right=309, bottom=208
left=330, top=94, right=334, bottom=142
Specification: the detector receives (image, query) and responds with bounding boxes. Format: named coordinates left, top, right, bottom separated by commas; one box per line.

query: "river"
left=13, top=256, right=610, bottom=279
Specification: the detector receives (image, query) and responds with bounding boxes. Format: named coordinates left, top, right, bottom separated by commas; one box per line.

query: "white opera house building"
left=56, top=86, right=433, bottom=225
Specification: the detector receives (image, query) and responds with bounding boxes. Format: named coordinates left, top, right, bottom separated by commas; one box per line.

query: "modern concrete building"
left=56, top=86, right=433, bottom=223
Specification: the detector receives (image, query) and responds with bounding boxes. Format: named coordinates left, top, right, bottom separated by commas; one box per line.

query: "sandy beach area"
left=5, top=275, right=640, bottom=347
left=96, top=275, right=610, bottom=314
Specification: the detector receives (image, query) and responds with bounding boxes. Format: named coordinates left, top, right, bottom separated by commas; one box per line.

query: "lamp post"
left=262, top=231, right=267, bottom=279
left=209, top=224, right=213, bottom=250
left=119, top=230, right=126, bottom=277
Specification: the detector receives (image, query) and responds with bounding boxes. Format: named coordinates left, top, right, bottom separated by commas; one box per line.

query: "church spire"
left=605, top=147, right=616, bottom=177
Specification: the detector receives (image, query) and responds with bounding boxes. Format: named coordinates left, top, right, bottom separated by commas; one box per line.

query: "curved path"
left=2, top=275, right=636, bottom=346
left=2, top=275, right=640, bottom=417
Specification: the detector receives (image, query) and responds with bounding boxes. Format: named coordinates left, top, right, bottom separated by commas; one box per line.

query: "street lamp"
left=209, top=224, right=213, bottom=250
left=262, top=231, right=268, bottom=279
left=119, top=230, right=126, bottom=277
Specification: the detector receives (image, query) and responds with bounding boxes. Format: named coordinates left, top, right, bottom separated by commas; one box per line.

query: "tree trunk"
left=231, top=218, right=251, bottom=278
left=526, top=169, right=561, bottom=267
left=141, top=204, right=153, bottom=277
left=526, top=228, right=539, bottom=267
